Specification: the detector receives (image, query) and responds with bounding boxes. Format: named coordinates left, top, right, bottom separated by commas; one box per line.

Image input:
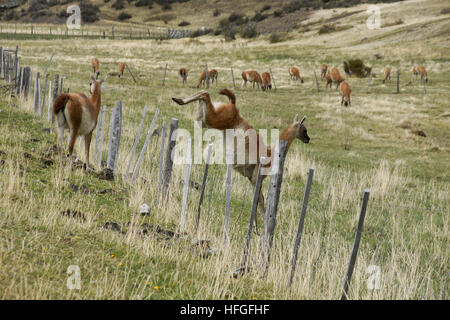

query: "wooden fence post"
left=97, top=106, right=107, bottom=169
left=130, top=108, right=160, bottom=184
left=156, top=121, right=167, bottom=206
left=59, top=76, right=65, bottom=95
left=341, top=189, right=370, bottom=300
left=13, top=46, right=18, bottom=86
left=43, top=53, right=54, bottom=75
left=195, top=143, right=213, bottom=233
left=287, top=168, right=315, bottom=288
left=0, top=47, right=3, bottom=77
left=259, top=140, right=288, bottom=277
left=5, top=53, right=10, bottom=82
left=396, top=70, right=400, bottom=93
left=126, top=105, right=148, bottom=178
left=270, top=68, right=277, bottom=91
left=52, top=74, right=59, bottom=123
left=180, top=138, right=192, bottom=232
left=47, top=81, right=52, bottom=122
left=41, top=73, right=49, bottom=116
left=230, top=67, right=236, bottom=89
left=106, top=101, right=123, bottom=173
left=366, top=71, right=373, bottom=93
left=22, top=67, right=31, bottom=97
left=33, top=72, right=41, bottom=113
left=161, top=118, right=179, bottom=203
left=162, top=63, right=167, bottom=86
left=223, top=151, right=233, bottom=247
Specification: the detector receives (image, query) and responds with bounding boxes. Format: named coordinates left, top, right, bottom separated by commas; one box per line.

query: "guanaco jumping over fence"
left=288, top=66, right=304, bottom=83
left=383, top=66, right=391, bottom=83
left=242, top=70, right=265, bottom=90
left=53, top=76, right=104, bottom=169
left=197, top=69, right=218, bottom=88
left=339, top=81, right=351, bottom=106
left=171, top=89, right=310, bottom=231
left=412, top=65, right=428, bottom=83
left=261, top=72, right=272, bottom=91
left=118, top=62, right=125, bottom=78
left=178, top=68, right=188, bottom=85
left=320, top=64, right=328, bottom=80
left=91, top=58, right=100, bottom=79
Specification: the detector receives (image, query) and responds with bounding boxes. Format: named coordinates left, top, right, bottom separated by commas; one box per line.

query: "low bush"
left=118, top=12, right=132, bottom=20
left=80, top=0, right=100, bottom=23
left=112, top=0, right=124, bottom=10
left=178, top=20, right=190, bottom=27
left=241, top=23, right=258, bottom=39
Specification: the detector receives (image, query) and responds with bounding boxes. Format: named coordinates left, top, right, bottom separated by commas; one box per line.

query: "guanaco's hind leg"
left=84, top=132, right=93, bottom=170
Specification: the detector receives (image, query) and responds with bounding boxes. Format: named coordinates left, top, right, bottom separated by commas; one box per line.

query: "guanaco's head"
left=172, top=90, right=210, bottom=106
left=293, top=114, right=310, bottom=144
left=90, top=76, right=105, bottom=94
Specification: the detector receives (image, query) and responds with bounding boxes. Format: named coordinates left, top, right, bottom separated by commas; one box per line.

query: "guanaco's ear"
left=294, top=114, right=299, bottom=123
left=300, top=116, right=307, bottom=125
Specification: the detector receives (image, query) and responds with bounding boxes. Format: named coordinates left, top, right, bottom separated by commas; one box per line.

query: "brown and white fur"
left=179, top=68, right=188, bottom=85
left=118, top=62, right=125, bottom=78
left=53, top=76, right=104, bottom=169
left=383, top=66, right=391, bottom=83
left=329, top=67, right=344, bottom=90
left=91, top=58, right=100, bottom=79
left=171, top=89, right=310, bottom=231
left=288, top=66, right=304, bottom=83
left=412, top=65, right=428, bottom=83
left=339, top=81, right=351, bottom=107
left=197, top=69, right=218, bottom=88
left=242, top=70, right=265, bottom=90
left=320, top=64, right=328, bottom=80
left=261, top=72, right=272, bottom=91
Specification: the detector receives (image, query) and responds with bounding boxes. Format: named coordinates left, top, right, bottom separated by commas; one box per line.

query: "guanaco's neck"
left=279, top=124, right=297, bottom=153
left=91, top=83, right=102, bottom=114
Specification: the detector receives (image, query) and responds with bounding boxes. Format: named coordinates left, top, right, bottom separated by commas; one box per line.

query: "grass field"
left=0, top=0, right=449, bottom=299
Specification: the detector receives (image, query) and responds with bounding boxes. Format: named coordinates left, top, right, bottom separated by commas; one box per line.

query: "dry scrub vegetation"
left=0, top=0, right=448, bottom=299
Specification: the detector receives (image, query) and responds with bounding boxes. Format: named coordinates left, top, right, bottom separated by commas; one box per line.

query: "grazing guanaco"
left=197, top=69, right=218, bottom=88
left=288, top=66, right=304, bottom=83
left=91, top=58, right=100, bottom=79
left=412, top=65, right=428, bottom=83
left=53, top=76, right=104, bottom=169
left=261, top=72, right=272, bottom=91
left=178, top=68, right=188, bottom=85
left=118, top=62, right=125, bottom=78
left=383, top=66, right=391, bottom=83
left=339, top=81, right=351, bottom=107
left=320, top=64, right=328, bottom=79
left=171, top=89, right=310, bottom=230
left=329, top=67, right=344, bottom=90
left=242, top=70, right=265, bottom=90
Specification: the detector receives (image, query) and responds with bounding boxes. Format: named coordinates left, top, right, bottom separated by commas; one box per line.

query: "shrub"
left=346, top=59, right=372, bottom=77
left=273, top=9, right=283, bottom=17
left=223, top=27, right=236, bottom=41
left=178, top=20, right=190, bottom=27
left=190, top=27, right=212, bottom=38
left=213, top=8, right=220, bottom=17
left=283, top=0, right=301, bottom=14
left=118, top=12, right=132, bottom=20
left=228, top=12, right=247, bottom=25
left=241, top=23, right=258, bottom=38
left=318, top=24, right=336, bottom=34
left=162, top=3, right=171, bottom=10
left=48, top=0, right=59, bottom=7
left=112, top=0, right=124, bottom=10
left=80, top=0, right=100, bottom=23
left=251, top=12, right=267, bottom=22
left=440, top=8, right=450, bottom=14
left=135, top=0, right=152, bottom=6
left=5, top=11, right=18, bottom=21
left=28, top=0, right=49, bottom=12
left=269, top=32, right=287, bottom=43
left=383, top=18, right=404, bottom=27
left=58, top=9, right=70, bottom=18
left=261, top=5, right=271, bottom=12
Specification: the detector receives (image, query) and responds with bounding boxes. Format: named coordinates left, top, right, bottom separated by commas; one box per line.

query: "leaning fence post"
left=259, top=140, right=288, bottom=277
left=60, top=76, right=65, bottom=95
left=341, top=189, right=370, bottom=300
left=162, top=63, right=167, bottom=87
left=22, top=67, right=31, bottom=97
left=195, top=143, right=213, bottom=233
left=130, top=108, right=160, bottom=184
left=239, top=158, right=265, bottom=274
left=0, top=47, right=3, bottom=77
left=106, top=101, right=123, bottom=173
left=97, top=105, right=107, bottom=169
left=180, top=138, right=192, bottom=232
left=125, top=63, right=137, bottom=83
left=313, top=70, right=320, bottom=92
left=33, top=72, right=41, bottom=113
left=231, top=67, right=236, bottom=89
left=125, top=105, right=148, bottom=178
left=43, top=53, right=54, bottom=76
left=161, top=118, right=179, bottom=203
left=287, top=168, right=315, bottom=288
left=52, top=74, right=59, bottom=123
left=223, top=151, right=233, bottom=248
left=156, top=121, right=167, bottom=206
left=269, top=68, right=277, bottom=91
